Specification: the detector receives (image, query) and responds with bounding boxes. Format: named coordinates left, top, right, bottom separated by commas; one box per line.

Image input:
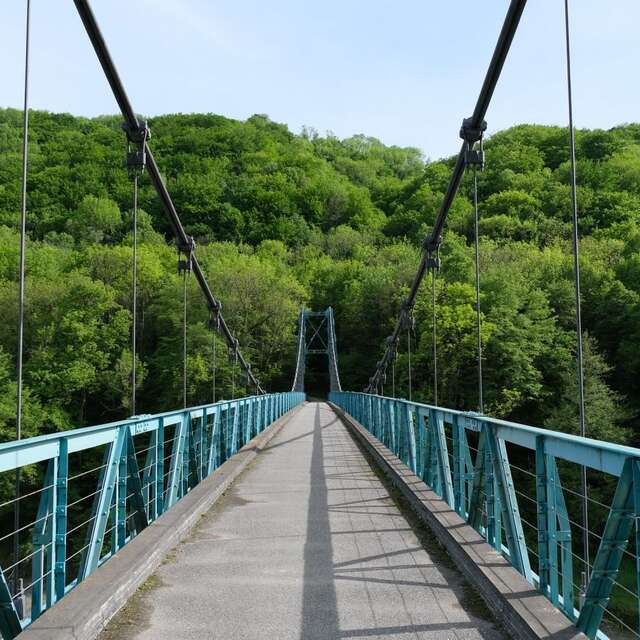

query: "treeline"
left=0, top=109, right=639, bottom=445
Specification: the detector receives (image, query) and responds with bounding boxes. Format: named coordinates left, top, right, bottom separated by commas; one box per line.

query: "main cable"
left=364, top=0, right=526, bottom=394
left=564, top=0, right=589, bottom=588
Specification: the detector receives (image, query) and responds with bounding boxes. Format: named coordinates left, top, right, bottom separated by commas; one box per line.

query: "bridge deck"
left=105, top=402, right=505, bottom=640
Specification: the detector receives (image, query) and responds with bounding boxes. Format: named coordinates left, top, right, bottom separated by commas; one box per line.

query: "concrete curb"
left=330, top=402, right=586, bottom=640
left=20, top=402, right=307, bottom=640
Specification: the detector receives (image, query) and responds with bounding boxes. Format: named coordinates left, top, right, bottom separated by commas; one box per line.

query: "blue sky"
left=0, top=1, right=638, bottom=160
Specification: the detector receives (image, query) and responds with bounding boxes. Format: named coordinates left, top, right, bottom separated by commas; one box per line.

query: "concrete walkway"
left=107, top=402, right=505, bottom=640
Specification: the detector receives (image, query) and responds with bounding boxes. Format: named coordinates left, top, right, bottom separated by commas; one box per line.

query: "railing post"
left=141, top=431, right=157, bottom=520
left=31, top=458, right=56, bottom=620
left=166, top=414, right=188, bottom=507
left=207, top=408, right=220, bottom=474
left=432, top=410, right=454, bottom=507
left=577, top=458, right=638, bottom=637
left=155, top=417, right=165, bottom=516
left=452, top=416, right=469, bottom=517
left=536, top=436, right=552, bottom=599
left=486, top=424, right=531, bottom=580
left=484, top=442, right=500, bottom=551
left=415, top=408, right=428, bottom=481
left=183, top=414, right=194, bottom=495
left=406, top=404, right=418, bottom=474
left=81, top=427, right=127, bottom=580
left=116, top=429, right=128, bottom=549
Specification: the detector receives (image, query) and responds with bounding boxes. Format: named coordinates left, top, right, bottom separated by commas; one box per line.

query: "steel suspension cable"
left=13, top=0, right=31, bottom=595
left=431, top=267, right=438, bottom=406
left=231, top=345, right=237, bottom=400
left=72, top=0, right=264, bottom=394
left=131, top=174, right=138, bottom=415
left=392, top=352, right=396, bottom=398
left=364, top=0, right=526, bottom=394
left=407, top=327, right=412, bottom=402
left=472, top=167, right=484, bottom=414
left=14, top=0, right=31, bottom=599
left=212, top=330, right=217, bottom=404
left=563, top=0, right=589, bottom=587
left=182, top=270, right=188, bottom=409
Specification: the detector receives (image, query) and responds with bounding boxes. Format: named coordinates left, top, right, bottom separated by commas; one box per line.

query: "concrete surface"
left=104, top=402, right=506, bottom=640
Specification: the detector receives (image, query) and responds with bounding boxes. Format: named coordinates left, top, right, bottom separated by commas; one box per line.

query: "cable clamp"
left=400, top=302, right=415, bottom=331
left=123, top=120, right=151, bottom=144
left=209, top=303, right=222, bottom=330
left=123, top=120, right=150, bottom=174
left=460, top=117, right=486, bottom=169
left=178, top=236, right=196, bottom=274
left=426, top=251, right=441, bottom=271
left=422, top=233, right=443, bottom=255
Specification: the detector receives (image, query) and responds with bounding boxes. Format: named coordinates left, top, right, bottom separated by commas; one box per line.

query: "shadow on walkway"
left=301, top=403, right=340, bottom=639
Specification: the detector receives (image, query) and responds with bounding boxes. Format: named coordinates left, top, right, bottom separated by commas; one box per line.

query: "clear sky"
left=0, top=1, right=638, bottom=160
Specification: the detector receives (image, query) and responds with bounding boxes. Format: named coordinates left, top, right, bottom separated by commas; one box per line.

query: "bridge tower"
left=292, top=308, right=342, bottom=393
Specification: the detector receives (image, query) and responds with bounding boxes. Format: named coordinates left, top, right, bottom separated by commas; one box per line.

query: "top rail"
left=331, top=391, right=640, bottom=639
left=335, top=391, right=640, bottom=477
left=0, top=392, right=305, bottom=637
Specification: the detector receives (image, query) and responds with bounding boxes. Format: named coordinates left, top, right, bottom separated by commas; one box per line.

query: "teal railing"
left=330, top=391, right=640, bottom=640
left=0, top=392, right=304, bottom=637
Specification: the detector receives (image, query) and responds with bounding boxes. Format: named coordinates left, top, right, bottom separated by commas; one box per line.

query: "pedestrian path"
left=109, top=402, right=505, bottom=640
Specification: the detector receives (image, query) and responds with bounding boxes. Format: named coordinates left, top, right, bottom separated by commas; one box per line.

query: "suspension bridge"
left=2, top=0, right=639, bottom=639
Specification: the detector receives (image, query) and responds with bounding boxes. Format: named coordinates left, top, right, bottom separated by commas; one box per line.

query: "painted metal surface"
left=330, top=391, right=640, bottom=640
left=291, top=308, right=341, bottom=393
left=0, top=392, right=304, bottom=636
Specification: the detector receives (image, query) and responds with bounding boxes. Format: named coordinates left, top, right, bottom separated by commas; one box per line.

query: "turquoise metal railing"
left=0, top=392, right=304, bottom=637
left=330, top=391, right=640, bottom=640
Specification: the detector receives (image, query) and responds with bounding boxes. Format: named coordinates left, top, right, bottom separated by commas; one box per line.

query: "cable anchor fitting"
left=426, top=250, right=441, bottom=272
left=209, top=302, right=222, bottom=330
left=178, top=236, right=196, bottom=274
left=460, top=117, right=487, bottom=169
left=228, top=338, right=240, bottom=364
left=423, top=233, right=443, bottom=256
left=123, top=120, right=150, bottom=175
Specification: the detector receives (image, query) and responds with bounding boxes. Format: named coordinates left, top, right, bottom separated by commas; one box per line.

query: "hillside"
left=0, top=109, right=639, bottom=444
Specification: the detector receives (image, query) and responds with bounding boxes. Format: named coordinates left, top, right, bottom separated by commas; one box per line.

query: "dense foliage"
left=0, top=108, right=639, bottom=447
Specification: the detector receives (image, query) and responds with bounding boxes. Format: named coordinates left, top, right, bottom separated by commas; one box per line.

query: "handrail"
left=330, top=391, right=640, bottom=639
left=0, top=392, right=304, bottom=636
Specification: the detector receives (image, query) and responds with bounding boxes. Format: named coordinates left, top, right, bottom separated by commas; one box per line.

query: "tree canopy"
left=0, top=108, right=638, bottom=448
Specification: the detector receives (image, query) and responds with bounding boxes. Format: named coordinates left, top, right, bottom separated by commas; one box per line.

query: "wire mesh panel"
left=0, top=392, right=304, bottom=637
left=330, top=390, right=640, bottom=640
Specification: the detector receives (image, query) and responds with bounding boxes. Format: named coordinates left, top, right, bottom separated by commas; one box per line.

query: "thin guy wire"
left=15, top=0, right=31, bottom=594
left=182, top=270, right=188, bottom=409
left=432, top=267, right=438, bottom=406
left=407, top=328, right=412, bottom=402
left=392, top=353, right=396, bottom=398
left=472, top=166, right=484, bottom=414
left=131, top=174, right=138, bottom=415
left=564, top=0, right=589, bottom=582
left=231, top=347, right=237, bottom=400
left=212, top=330, right=216, bottom=404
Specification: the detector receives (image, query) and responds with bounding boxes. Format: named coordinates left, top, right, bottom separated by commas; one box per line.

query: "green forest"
left=1, top=108, right=639, bottom=448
